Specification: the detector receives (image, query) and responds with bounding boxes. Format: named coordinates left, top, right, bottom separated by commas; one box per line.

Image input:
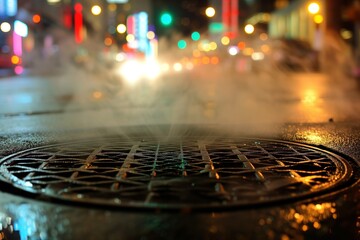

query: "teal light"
left=191, top=31, right=200, bottom=41
left=209, top=22, right=224, bottom=33
left=160, top=12, right=173, bottom=26
left=177, top=40, right=187, bottom=49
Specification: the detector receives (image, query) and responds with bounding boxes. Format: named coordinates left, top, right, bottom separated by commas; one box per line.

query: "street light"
left=147, top=31, right=155, bottom=40
left=116, top=24, right=126, bottom=34
left=221, top=36, right=230, bottom=45
left=244, top=24, right=255, bottom=34
left=91, top=5, right=102, bottom=16
left=205, top=7, right=216, bottom=18
left=313, top=14, right=323, bottom=24
left=47, top=0, right=61, bottom=3
left=308, top=2, right=320, bottom=14
left=0, top=22, right=11, bottom=32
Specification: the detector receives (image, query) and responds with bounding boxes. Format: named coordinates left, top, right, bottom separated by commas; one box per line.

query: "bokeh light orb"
left=117, top=24, right=127, bottom=34
left=205, top=7, right=216, bottom=18
left=91, top=5, right=102, bottom=15
left=244, top=24, right=255, bottom=34
left=0, top=22, right=11, bottom=32
left=308, top=2, right=320, bottom=14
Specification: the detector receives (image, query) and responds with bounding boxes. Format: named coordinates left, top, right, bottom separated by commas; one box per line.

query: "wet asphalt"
left=0, top=73, right=359, bottom=239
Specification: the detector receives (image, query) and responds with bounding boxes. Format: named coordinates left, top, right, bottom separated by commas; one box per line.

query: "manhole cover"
left=0, top=137, right=353, bottom=209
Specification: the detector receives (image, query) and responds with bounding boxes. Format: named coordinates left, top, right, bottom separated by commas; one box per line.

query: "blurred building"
left=268, top=0, right=359, bottom=75
left=275, top=0, right=290, bottom=9
left=269, top=0, right=325, bottom=49
left=269, top=0, right=356, bottom=49
left=208, top=0, right=278, bottom=38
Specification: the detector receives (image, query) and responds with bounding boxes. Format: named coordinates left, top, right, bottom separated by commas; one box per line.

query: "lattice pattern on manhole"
left=0, top=138, right=352, bottom=209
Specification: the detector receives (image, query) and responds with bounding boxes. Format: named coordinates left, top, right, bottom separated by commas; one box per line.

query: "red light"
left=122, top=44, right=130, bottom=52
left=74, top=4, right=83, bottom=43
left=74, top=3, right=83, bottom=12
left=32, top=14, right=41, bottom=24
left=238, top=41, right=246, bottom=50
left=225, top=32, right=236, bottom=39
left=222, top=0, right=239, bottom=39
left=222, top=0, right=230, bottom=27
left=63, top=6, right=72, bottom=29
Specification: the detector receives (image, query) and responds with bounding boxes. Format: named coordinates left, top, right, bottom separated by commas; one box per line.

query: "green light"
left=191, top=31, right=200, bottom=41
left=177, top=40, right=187, bottom=49
left=160, top=12, right=172, bottom=26
left=209, top=22, right=224, bottom=33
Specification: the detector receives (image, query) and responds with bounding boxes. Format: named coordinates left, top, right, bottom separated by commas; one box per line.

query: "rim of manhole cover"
left=0, top=137, right=353, bottom=210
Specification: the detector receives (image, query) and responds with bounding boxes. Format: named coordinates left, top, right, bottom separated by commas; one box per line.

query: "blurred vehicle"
left=0, top=35, right=22, bottom=75
left=0, top=51, right=22, bottom=76
left=115, top=53, right=162, bottom=86
left=270, top=38, right=319, bottom=72
left=0, top=51, right=14, bottom=68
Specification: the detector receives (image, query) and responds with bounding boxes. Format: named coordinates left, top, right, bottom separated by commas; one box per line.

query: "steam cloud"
left=26, top=28, right=360, bottom=140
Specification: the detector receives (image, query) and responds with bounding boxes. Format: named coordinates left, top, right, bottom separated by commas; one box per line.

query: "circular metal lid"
left=0, top=137, right=353, bottom=209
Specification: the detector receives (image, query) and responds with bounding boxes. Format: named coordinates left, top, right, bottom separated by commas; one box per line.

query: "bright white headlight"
left=119, top=60, right=144, bottom=84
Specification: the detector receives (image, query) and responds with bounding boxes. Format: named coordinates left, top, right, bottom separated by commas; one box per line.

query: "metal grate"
left=0, top=137, right=352, bottom=209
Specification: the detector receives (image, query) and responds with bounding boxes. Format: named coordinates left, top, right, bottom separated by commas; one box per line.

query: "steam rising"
left=28, top=29, right=360, bottom=139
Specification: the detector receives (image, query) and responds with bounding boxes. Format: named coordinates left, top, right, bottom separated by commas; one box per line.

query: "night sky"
left=152, top=0, right=210, bottom=36
left=151, top=0, right=278, bottom=37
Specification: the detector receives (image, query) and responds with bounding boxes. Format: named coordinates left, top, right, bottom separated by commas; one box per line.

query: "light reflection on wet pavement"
left=0, top=188, right=357, bottom=239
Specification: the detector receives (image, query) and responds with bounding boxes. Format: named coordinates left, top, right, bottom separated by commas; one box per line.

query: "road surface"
left=0, top=69, right=359, bottom=240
